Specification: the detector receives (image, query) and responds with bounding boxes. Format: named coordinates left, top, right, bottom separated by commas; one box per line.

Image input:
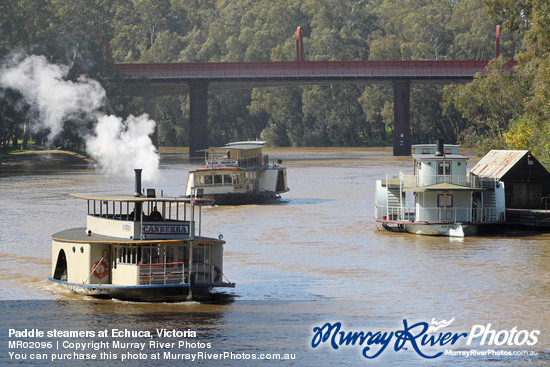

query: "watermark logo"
left=427, top=317, right=454, bottom=333
left=311, top=319, right=539, bottom=360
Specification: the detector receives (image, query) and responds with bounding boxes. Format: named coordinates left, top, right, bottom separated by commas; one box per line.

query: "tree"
left=249, top=87, right=303, bottom=146
left=446, top=57, right=528, bottom=152
left=478, top=1, right=550, bottom=166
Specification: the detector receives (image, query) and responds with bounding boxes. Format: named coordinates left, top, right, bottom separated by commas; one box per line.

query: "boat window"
left=165, top=245, right=175, bottom=263
left=139, top=245, right=161, bottom=264
left=142, top=247, right=150, bottom=264
left=422, top=148, right=430, bottom=154
left=233, top=173, right=243, bottom=184
left=177, top=245, right=189, bottom=263
left=437, top=194, right=453, bottom=207
left=223, top=174, right=231, bottom=184
left=214, top=175, right=222, bottom=184
left=205, top=175, right=213, bottom=185
left=437, top=161, right=451, bottom=175
left=116, top=245, right=142, bottom=265
left=86, top=199, right=136, bottom=220
left=192, top=245, right=210, bottom=264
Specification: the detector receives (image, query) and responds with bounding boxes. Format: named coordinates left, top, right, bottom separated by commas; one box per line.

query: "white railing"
left=376, top=205, right=500, bottom=224
left=400, top=173, right=496, bottom=189
left=139, top=262, right=219, bottom=285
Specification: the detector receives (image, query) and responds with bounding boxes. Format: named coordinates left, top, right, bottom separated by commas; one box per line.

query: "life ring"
left=214, top=266, right=222, bottom=282
left=92, top=261, right=109, bottom=278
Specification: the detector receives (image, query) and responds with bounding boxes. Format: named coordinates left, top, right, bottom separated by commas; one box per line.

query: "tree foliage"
left=444, top=0, right=550, bottom=167
left=1, top=0, right=535, bottom=155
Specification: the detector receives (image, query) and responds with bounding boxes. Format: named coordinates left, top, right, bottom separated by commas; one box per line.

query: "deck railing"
left=138, top=261, right=219, bottom=285
left=399, top=173, right=496, bottom=189
left=375, top=205, right=500, bottom=223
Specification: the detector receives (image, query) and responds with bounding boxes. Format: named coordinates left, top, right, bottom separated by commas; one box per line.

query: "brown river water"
left=0, top=147, right=549, bottom=366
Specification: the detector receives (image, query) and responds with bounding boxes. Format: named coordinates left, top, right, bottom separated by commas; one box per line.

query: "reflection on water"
left=0, top=148, right=548, bottom=365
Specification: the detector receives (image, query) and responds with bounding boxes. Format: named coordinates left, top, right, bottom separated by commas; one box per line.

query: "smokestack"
left=134, top=169, right=143, bottom=197
left=435, top=139, right=444, bottom=156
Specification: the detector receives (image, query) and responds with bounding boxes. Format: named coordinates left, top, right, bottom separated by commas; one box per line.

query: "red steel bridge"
left=114, top=58, right=514, bottom=156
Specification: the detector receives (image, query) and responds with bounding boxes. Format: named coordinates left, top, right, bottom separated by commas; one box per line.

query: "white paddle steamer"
left=185, top=141, right=289, bottom=205
left=375, top=140, right=506, bottom=236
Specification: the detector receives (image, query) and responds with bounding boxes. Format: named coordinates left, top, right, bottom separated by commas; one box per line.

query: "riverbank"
left=0, top=150, right=93, bottom=174
left=0, top=146, right=481, bottom=174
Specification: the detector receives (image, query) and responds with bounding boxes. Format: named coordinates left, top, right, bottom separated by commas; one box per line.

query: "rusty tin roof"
left=471, top=150, right=529, bottom=179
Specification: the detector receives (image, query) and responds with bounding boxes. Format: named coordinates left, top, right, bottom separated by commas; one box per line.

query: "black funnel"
left=435, top=138, right=444, bottom=156
left=134, top=169, right=143, bottom=197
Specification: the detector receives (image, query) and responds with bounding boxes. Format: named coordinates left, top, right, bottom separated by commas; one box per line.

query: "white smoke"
left=0, top=54, right=160, bottom=181
left=0, top=54, right=105, bottom=140
left=86, top=114, right=160, bottom=181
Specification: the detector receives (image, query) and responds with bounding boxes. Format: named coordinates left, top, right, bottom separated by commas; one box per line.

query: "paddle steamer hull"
left=49, top=278, right=233, bottom=302
left=403, top=223, right=477, bottom=237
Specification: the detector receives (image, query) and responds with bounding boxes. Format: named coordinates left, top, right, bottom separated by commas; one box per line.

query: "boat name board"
left=142, top=225, right=189, bottom=234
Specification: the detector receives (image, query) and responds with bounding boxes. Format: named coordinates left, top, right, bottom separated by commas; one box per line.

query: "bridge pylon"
left=393, top=80, right=411, bottom=156
left=189, top=82, right=209, bottom=157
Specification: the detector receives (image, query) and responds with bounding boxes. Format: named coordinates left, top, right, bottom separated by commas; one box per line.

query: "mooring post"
left=189, top=81, right=209, bottom=157
left=392, top=80, right=411, bottom=156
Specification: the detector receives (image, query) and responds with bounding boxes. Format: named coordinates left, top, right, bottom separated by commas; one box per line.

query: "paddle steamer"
left=185, top=141, right=289, bottom=205
left=50, top=169, right=234, bottom=301
left=375, top=140, right=506, bottom=236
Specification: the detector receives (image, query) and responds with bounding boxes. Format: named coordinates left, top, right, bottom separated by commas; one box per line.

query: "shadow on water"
left=477, top=223, right=550, bottom=238
left=284, top=198, right=333, bottom=205
left=200, top=292, right=237, bottom=305
left=205, top=198, right=331, bottom=207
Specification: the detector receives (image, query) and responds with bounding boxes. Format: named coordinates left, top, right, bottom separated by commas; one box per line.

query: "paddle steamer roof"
left=70, top=193, right=212, bottom=203
left=210, top=141, right=266, bottom=151
left=51, top=228, right=223, bottom=244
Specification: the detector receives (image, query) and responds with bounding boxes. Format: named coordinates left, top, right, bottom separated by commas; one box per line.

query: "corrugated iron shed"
left=471, top=150, right=529, bottom=179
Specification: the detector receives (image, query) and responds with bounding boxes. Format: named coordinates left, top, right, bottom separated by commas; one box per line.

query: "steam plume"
left=0, top=54, right=160, bottom=181
left=86, top=114, right=160, bottom=181
left=0, top=54, right=105, bottom=140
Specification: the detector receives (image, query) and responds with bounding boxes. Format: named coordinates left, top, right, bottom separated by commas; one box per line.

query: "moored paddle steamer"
left=375, top=140, right=506, bottom=237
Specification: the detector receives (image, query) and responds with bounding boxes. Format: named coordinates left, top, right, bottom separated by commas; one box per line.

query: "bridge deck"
left=114, top=60, right=514, bottom=83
